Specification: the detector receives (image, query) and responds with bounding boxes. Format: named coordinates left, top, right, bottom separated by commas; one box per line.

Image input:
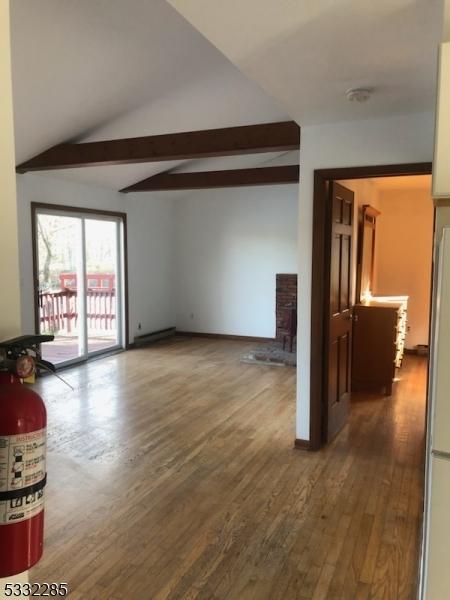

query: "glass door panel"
left=85, top=218, right=121, bottom=355
left=36, top=213, right=84, bottom=365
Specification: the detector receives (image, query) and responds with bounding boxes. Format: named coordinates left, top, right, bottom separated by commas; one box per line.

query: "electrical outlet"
left=138, top=322, right=142, bottom=330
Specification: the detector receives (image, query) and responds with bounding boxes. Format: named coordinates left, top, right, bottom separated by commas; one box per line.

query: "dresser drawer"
left=352, top=298, right=408, bottom=395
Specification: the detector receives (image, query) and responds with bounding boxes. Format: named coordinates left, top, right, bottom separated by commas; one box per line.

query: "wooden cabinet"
left=352, top=296, right=408, bottom=395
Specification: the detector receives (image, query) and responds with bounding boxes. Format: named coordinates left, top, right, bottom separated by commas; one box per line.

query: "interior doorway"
left=309, top=162, right=433, bottom=450
left=31, top=203, right=128, bottom=367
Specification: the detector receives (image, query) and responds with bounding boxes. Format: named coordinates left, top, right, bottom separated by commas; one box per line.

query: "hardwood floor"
left=30, top=338, right=426, bottom=599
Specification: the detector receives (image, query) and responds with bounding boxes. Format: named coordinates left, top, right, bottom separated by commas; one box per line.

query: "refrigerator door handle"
left=432, top=449, right=450, bottom=461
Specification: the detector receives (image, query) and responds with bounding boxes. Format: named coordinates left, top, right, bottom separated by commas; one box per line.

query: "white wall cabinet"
left=433, top=43, right=450, bottom=198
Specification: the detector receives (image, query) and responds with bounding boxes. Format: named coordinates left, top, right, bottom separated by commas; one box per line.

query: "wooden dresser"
left=352, top=296, right=408, bottom=395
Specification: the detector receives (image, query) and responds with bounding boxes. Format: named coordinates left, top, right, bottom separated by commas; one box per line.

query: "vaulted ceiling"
left=168, top=0, right=444, bottom=124
left=11, top=0, right=443, bottom=193
left=10, top=0, right=294, bottom=190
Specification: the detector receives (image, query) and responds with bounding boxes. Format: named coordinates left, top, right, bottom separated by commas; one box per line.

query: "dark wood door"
left=326, top=182, right=354, bottom=441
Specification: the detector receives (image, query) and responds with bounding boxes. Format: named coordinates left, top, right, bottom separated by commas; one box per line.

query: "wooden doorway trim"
left=309, top=162, right=432, bottom=451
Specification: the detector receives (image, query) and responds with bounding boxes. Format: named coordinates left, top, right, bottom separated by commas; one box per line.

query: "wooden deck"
left=41, top=335, right=118, bottom=364
left=31, top=337, right=426, bottom=599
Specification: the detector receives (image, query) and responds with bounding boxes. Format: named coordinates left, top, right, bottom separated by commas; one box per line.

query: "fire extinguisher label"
left=0, top=428, right=46, bottom=525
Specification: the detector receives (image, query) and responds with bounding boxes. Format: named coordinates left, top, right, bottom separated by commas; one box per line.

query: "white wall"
left=17, top=174, right=298, bottom=343
left=297, top=111, right=435, bottom=441
left=0, top=1, right=28, bottom=591
left=16, top=174, right=175, bottom=344
left=174, top=185, right=298, bottom=338
left=0, top=0, right=21, bottom=340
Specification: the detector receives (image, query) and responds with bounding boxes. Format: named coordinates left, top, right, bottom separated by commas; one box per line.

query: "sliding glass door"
left=36, top=212, right=84, bottom=363
left=85, top=218, right=121, bottom=355
left=34, top=206, right=126, bottom=367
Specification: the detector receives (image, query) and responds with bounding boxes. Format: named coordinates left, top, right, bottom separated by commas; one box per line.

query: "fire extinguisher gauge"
left=16, top=355, right=36, bottom=379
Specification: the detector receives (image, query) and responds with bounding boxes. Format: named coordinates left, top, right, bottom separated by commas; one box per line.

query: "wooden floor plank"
left=29, top=338, right=426, bottom=599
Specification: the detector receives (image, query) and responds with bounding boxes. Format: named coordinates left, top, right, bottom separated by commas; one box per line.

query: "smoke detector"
left=345, top=88, right=372, bottom=102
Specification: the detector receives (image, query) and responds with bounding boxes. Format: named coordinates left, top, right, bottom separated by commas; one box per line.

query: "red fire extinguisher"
left=0, top=335, right=55, bottom=578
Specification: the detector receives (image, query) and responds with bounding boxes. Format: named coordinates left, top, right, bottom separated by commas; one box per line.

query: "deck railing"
left=39, top=289, right=116, bottom=333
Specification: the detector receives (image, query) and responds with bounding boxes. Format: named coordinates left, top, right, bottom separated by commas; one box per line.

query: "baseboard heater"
left=133, top=327, right=176, bottom=347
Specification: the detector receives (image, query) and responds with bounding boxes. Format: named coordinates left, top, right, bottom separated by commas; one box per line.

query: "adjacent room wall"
left=297, top=111, right=435, bottom=441
left=173, top=185, right=298, bottom=338
left=374, top=186, right=434, bottom=349
left=336, top=177, right=433, bottom=350
left=16, top=174, right=175, bottom=344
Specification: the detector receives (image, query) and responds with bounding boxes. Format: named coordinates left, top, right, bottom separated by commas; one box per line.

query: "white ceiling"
left=13, top=1, right=440, bottom=193
left=168, top=0, right=444, bottom=124
left=10, top=0, right=290, bottom=190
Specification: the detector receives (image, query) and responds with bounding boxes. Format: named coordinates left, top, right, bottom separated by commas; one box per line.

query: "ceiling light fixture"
left=345, top=88, right=372, bottom=102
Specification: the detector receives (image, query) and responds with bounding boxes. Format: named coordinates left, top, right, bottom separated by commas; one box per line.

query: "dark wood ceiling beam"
left=16, top=121, right=300, bottom=173
left=120, top=165, right=300, bottom=193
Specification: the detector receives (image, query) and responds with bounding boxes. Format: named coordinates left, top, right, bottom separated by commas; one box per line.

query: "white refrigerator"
left=421, top=226, right=450, bottom=599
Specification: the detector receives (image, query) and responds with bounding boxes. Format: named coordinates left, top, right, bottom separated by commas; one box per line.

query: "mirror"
left=356, top=205, right=380, bottom=302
